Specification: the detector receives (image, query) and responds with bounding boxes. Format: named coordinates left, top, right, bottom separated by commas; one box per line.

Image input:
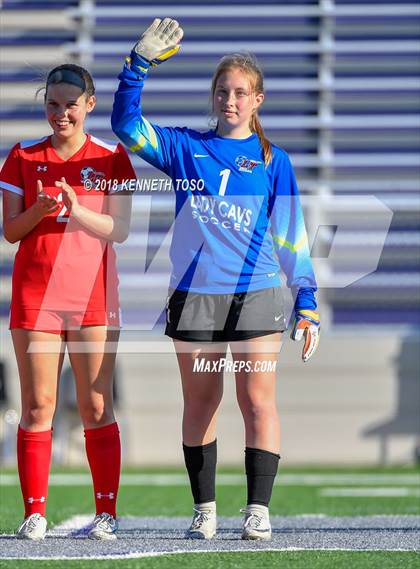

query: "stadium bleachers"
left=1, top=0, right=419, bottom=328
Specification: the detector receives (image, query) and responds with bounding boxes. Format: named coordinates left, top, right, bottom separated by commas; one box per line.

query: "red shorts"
left=10, top=305, right=121, bottom=334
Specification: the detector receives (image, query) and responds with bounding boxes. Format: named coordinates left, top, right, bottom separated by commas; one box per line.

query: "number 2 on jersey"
left=56, top=192, right=69, bottom=223
left=218, top=169, right=231, bottom=196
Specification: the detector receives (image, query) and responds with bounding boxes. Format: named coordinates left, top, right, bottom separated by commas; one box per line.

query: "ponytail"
left=250, top=113, right=272, bottom=167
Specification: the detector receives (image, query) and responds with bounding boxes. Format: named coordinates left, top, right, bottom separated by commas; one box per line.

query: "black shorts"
left=165, top=286, right=286, bottom=343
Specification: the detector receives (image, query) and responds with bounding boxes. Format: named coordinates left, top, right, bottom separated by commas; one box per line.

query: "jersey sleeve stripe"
left=20, top=136, right=48, bottom=149
left=90, top=135, right=118, bottom=153
left=273, top=234, right=308, bottom=254
left=0, top=181, right=24, bottom=196
left=129, top=117, right=158, bottom=154
left=142, top=117, right=158, bottom=150
left=129, top=134, right=148, bottom=153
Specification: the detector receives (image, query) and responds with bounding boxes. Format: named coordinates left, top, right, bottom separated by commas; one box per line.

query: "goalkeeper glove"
left=290, top=309, right=320, bottom=363
left=134, top=18, right=183, bottom=66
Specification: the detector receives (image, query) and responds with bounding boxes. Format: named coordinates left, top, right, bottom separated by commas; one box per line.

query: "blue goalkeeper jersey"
left=112, top=51, right=317, bottom=309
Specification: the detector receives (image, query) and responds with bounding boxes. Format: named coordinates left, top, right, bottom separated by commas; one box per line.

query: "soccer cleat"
left=16, top=513, right=47, bottom=540
left=88, top=513, right=118, bottom=540
left=241, top=504, right=272, bottom=540
left=185, top=501, right=216, bottom=539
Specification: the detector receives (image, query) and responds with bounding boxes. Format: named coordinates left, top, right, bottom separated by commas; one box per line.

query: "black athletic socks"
left=183, top=439, right=217, bottom=504
left=182, top=442, right=279, bottom=506
left=245, top=447, right=280, bottom=507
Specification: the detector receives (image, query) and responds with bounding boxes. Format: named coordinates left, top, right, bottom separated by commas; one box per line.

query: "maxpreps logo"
left=235, top=155, right=261, bottom=173
left=80, top=166, right=105, bottom=190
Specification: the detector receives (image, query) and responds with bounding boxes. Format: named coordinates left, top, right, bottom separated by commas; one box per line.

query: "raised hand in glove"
left=134, top=18, right=184, bottom=66
left=290, top=309, right=320, bottom=363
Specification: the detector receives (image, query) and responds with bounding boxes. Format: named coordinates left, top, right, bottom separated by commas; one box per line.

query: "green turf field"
left=3, top=551, right=420, bottom=569
left=1, top=466, right=419, bottom=568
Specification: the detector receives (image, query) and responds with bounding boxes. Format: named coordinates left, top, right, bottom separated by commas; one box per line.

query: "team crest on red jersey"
left=235, top=155, right=261, bottom=173
left=80, top=166, right=105, bottom=186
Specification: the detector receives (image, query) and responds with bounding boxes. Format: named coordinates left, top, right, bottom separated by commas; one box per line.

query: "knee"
left=78, top=399, right=114, bottom=428
left=21, top=394, right=56, bottom=428
left=183, top=392, right=222, bottom=417
left=238, top=394, right=277, bottom=422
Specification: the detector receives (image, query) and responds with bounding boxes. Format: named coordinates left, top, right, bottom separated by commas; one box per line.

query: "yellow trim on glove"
left=297, top=309, right=320, bottom=322
left=150, top=45, right=181, bottom=66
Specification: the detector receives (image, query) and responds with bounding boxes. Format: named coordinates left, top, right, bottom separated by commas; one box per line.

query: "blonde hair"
left=210, top=52, right=272, bottom=167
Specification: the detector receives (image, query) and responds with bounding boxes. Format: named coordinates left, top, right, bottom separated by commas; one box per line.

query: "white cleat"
left=241, top=504, right=272, bottom=540
left=16, top=513, right=47, bottom=540
left=88, top=513, right=118, bottom=540
left=185, top=501, right=216, bottom=539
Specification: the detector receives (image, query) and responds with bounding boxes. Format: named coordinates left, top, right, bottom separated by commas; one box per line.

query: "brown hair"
left=211, top=52, right=272, bottom=167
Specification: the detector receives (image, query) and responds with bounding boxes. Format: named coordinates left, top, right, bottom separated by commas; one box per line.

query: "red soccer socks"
left=84, top=422, right=121, bottom=518
left=17, top=426, right=52, bottom=517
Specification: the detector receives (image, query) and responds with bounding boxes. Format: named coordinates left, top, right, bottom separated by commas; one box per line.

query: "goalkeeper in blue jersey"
left=112, top=18, right=320, bottom=541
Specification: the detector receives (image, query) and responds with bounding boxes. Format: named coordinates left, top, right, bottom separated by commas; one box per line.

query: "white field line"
left=320, top=487, right=420, bottom=497
left=0, top=547, right=417, bottom=560
left=0, top=515, right=94, bottom=540
left=2, top=515, right=419, bottom=558
left=51, top=514, right=333, bottom=533
left=53, top=515, right=92, bottom=533
left=1, top=473, right=419, bottom=486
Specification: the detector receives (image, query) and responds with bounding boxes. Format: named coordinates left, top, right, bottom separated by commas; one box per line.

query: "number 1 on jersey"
left=218, top=169, right=231, bottom=196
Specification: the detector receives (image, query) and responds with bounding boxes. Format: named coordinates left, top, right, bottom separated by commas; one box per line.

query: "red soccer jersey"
left=0, top=134, right=136, bottom=314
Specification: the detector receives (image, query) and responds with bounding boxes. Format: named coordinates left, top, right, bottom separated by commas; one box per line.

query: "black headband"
left=47, top=69, right=86, bottom=91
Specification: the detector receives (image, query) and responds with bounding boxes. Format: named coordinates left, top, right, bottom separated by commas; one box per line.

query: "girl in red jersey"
left=1, top=64, right=136, bottom=540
